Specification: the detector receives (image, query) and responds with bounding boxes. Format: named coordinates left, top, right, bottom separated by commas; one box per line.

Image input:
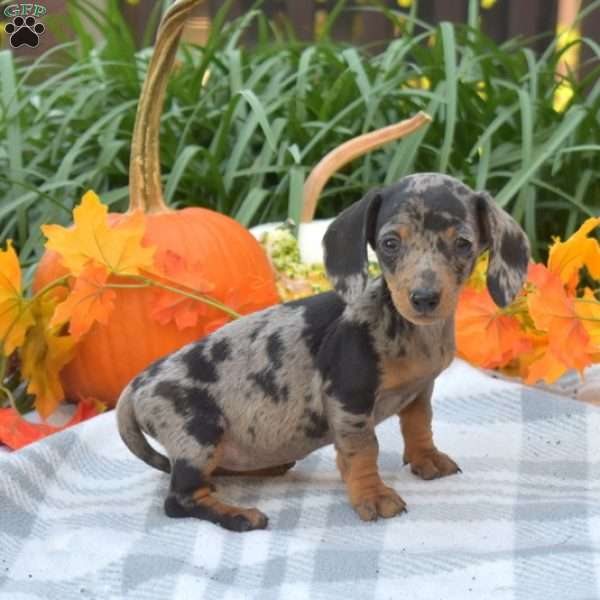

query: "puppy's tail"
left=116, top=385, right=171, bottom=474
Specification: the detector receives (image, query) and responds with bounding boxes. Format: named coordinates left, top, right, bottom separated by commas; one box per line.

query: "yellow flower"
left=553, top=81, right=574, bottom=113
left=481, top=0, right=497, bottom=9
left=397, top=0, right=412, bottom=7
left=476, top=81, right=487, bottom=101
left=405, top=76, right=431, bottom=90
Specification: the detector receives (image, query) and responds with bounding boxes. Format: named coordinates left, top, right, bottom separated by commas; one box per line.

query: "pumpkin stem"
left=301, top=111, right=432, bottom=223
left=129, top=0, right=205, bottom=214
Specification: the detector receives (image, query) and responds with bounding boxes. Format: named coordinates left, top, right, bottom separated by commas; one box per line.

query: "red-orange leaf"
left=50, top=264, right=116, bottom=339
left=0, top=398, right=104, bottom=450
left=148, top=249, right=216, bottom=330
left=456, top=287, right=532, bottom=369
left=527, top=263, right=591, bottom=373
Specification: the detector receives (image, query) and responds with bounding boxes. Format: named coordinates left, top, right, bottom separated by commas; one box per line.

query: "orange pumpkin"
left=33, top=0, right=279, bottom=407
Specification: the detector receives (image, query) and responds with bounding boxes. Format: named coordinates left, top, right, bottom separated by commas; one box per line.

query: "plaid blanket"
left=1, top=360, right=599, bottom=600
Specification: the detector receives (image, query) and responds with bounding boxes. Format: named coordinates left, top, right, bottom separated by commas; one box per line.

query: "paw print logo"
left=4, top=16, right=45, bottom=48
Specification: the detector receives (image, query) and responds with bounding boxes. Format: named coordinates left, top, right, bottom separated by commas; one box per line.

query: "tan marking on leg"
left=400, top=386, right=460, bottom=480
left=188, top=443, right=268, bottom=531
left=336, top=438, right=406, bottom=521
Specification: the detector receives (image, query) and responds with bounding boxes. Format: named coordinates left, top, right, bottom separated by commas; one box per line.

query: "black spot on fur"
left=323, top=190, right=382, bottom=300
left=248, top=426, right=256, bottom=441
left=486, top=270, right=507, bottom=307
left=421, top=185, right=467, bottom=221
left=248, top=370, right=289, bottom=403
left=166, top=460, right=265, bottom=531
left=130, top=374, right=145, bottom=392
left=500, top=229, right=529, bottom=273
left=131, top=356, right=167, bottom=391
left=169, top=459, right=209, bottom=495
left=211, top=339, right=231, bottom=363
left=318, top=320, right=379, bottom=415
left=287, top=291, right=345, bottom=357
left=155, top=381, right=224, bottom=445
left=305, top=410, right=329, bottom=439
left=266, top=333, right=284, bottom=369
left=183, top=344, right=218, bottom=383
left=147, top=356, right=167, bottom=377
left=353, top=420, right=366, bottom=428
left=423, top=211, right=458, bottom=232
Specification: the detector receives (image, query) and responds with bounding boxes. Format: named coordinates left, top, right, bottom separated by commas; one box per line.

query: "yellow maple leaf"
left=51, top=263, right=117, bottom=339
left=20, top=296, right=77, bottom=419
left=547, top=217, right=600, bottom=285
left=0, top=240, right=35, bottom=355
left=466, top=251, right=489, bottom=292
left=41, top=190, right=155, bottom=276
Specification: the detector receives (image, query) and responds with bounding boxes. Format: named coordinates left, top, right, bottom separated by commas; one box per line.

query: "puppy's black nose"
left=409, top=288, right=440, bottom=313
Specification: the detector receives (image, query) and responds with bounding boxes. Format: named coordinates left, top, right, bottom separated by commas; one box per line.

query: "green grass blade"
left=438, top=23, right=458, bottom=173
left=495, top=107, right=586, bottom=208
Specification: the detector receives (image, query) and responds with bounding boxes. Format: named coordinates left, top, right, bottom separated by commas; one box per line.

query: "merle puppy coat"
left=117, top=173, right=530, bottom=532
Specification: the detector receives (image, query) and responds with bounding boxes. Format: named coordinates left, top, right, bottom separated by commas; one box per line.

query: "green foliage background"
left=1, top=0, right=600, bottom=277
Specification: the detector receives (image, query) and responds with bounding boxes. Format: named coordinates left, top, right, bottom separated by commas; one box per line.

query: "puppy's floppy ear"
left=473, top=192, right=530, bottom=307
left=323, top=189, right=382, bottom=304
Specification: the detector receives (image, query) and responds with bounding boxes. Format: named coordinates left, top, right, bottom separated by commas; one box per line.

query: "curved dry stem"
left=301, top=111, right=433, bottom=223
left=129, top=0, right=206, bottom=214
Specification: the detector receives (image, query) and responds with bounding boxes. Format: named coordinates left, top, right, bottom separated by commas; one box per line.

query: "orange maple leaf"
left=527, top=263, right=591, bottom=374
left=547, top=216, right=600, bottom=287
left=0, top=240, right=35, bottom=355
left=50, top=263, right=116, bottom=339
left=455, top=287, right=532, bottom=369
left=574, top=288, right=600, bottom=350
left=149, top=249, right=216, bottom=330
left=524, top=347, right=570, bottom=385
left=41, top=190, right=155, bottom=276
left=19, top=296, right=77, bottom=418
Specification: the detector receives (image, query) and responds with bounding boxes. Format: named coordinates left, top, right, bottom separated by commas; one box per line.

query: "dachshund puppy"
left=116, top=174, right=530, bottom=532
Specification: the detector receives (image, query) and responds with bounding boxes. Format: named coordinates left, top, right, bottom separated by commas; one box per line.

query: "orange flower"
left=547, top=216, right=600, bottom=289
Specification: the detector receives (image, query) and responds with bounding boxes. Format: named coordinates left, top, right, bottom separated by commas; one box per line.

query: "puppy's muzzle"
left=409, top=288, right=441, bottom=314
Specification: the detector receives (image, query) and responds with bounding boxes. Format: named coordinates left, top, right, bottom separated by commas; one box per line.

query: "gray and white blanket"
left=1, top=360, right=600, bottom=600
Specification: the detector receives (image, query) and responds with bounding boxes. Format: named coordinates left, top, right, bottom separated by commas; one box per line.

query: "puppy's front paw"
left=405, top=449, right=461, bottom=480
left=352, top=485, right=407, bottom=521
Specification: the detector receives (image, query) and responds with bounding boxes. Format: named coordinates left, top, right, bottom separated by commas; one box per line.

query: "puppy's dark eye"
left=455, top=237, right=473, bottom=252
left=380, top=237, right=401, bottom=253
